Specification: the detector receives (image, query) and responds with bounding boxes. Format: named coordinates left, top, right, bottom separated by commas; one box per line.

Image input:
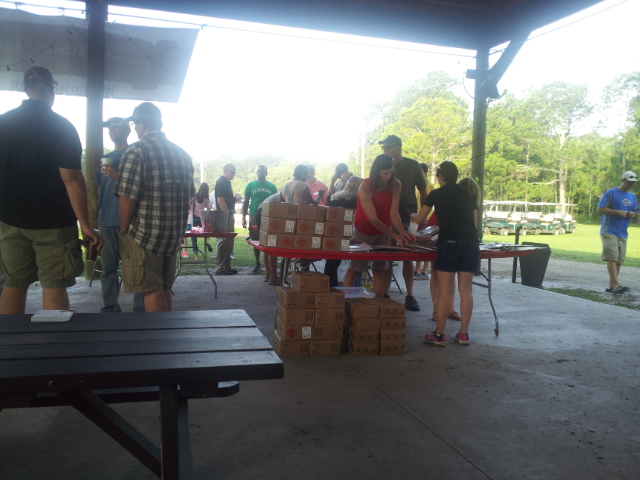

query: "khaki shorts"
left=119, top=233, right=177, bottom=293
left=0, top=221, right=84, bottom=289
left=349, top=228, right=391, bottom=272
left=601, top=234, right=627, bottom=263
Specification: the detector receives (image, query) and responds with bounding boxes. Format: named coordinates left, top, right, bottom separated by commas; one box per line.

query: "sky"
left=0, top=0, right=638, bottom=168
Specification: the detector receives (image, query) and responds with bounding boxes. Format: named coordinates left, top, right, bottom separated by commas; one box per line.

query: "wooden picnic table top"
left=0, top=310, right=283, bottom=395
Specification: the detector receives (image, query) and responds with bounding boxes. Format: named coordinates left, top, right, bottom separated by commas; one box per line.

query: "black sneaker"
left=228, top=269, right=238, bottom=275
left=252, top=262, right=261, bottom=273
left=383, top=294, right=391, bottom=299
left=405, top=295, right=420, bottom=311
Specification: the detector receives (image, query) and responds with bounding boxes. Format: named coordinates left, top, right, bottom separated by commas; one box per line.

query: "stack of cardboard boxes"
left=274, top=272, right=345, bottom=356
left=259, top=203, right=354, bottom=253
left=344, top=298, right=406, bottom=356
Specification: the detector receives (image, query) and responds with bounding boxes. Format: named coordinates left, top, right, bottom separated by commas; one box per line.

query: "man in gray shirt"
left=378, top=135, right=427, bottom=311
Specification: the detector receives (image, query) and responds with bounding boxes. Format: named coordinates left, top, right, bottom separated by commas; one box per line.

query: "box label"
left=314, top=223, right=325, bottom=235
left=301, top=326, right=312, bottom=339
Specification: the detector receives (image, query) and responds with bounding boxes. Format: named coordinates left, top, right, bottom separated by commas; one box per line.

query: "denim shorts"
left=434, top=239, right=480, bottom=273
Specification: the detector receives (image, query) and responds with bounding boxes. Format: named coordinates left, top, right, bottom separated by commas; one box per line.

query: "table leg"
left=203, top=240, right=218, bottom=299
left=160, top=384, right=193, bottom=480
left=62, top=390, right=162, bottom=477
left=486, top=259, right=499, bottom=336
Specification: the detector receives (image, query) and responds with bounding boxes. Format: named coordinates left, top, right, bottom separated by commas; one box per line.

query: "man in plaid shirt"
left=115, top=102, right=195, bottom=312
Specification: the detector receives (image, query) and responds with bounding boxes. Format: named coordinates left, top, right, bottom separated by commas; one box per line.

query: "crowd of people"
left=1, top=67, right=637, bottom=349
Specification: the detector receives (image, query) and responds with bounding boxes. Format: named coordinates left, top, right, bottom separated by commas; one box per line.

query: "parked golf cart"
left=527, top=202, right=577, bottom=235
left=483, top=201, right=529, bottom=236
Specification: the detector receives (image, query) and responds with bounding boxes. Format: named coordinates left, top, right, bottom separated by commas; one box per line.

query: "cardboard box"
left=324, top=206, right=355, bottom=223
left=379, top=329, right=406, bottom=342
left=346, top=298, right=380, bottom=318
left=293, top=235, right=323, bottom=251
left=276, top=304, right=315, bottom=324
left=322, top=237, right=350, bottom=253
left=314, top=308, right=345, bottom=324
left=380, top=317, right=406, bottom=330
left=310, top=339, right=341, bottom=356
left=346, top=317, right=382, bottom=331
left=350, top=342, right=380, bottom=356
left=324, top=222, right=353, bottom=238
left=346, top=326, right=380, bottom=342
left=276, top=320, right=313, bottom=341
left=274, top=331, right=310, bottom=356
left=291, top=271, right=330, bottom=293
left=261, top=202, right=297, bottom=220
left=276, top=286, right=316, bottom=309
left=260, top=216, right=296, bottom=234
left=379, top=342, right=405, bottom=356
left=296, top=220, right=325, bottom=235
left=296, top=204, right=326, bottom=221
left=372, top=298, right=406, bottom=318
left=313, top=323, right=344, bottom=340
left=315, top=289, right=345, bottom=309
left=259, top=231, right=295, bottom=249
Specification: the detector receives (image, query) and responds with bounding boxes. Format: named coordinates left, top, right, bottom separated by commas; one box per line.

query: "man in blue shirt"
left=597, top=171, right=638, bottom=294
left=94, top=117, right=144, bottom=312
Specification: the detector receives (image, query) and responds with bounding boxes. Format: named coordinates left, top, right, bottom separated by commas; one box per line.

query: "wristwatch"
left=118, top=229, right=129, bottom=235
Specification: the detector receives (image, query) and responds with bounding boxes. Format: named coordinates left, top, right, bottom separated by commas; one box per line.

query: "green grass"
left=483, top=223, right=640, bottom=268
left=546, top=287, right=640, bottom=311
left=178, top=228, right=257, bottom=274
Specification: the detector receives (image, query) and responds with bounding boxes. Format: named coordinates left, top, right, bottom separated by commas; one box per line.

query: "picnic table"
left=248, top=239, right=536, bottom=335
left=0, top=310, right=283, bottom=479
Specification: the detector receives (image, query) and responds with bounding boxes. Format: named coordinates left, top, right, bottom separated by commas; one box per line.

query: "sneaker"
left=382, top=294, right=391, bottom=299
left=228, top=269, right=238, bottom=275
left=424, top=331, right=447, bottom=346
left=230, top=252, right=235, bottom=259
left=252, top=262, right=261, bottom=273
left=454, top=332, right=470, bottom=345
left=405, top=295, right=420, bottom=311
left=181, top=252, right=188, bottom=258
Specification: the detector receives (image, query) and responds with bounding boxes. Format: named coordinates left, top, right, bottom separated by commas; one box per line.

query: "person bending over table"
left=412, top=161, right=479, bottom=347
left=343, top=155, right=415, bottom=298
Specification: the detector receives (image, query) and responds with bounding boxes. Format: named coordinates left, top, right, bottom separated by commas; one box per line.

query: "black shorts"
left=435, top=239, right=480, bottom=273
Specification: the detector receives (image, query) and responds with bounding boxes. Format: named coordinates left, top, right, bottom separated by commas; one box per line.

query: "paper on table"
left=31, top=310, right=74, bottom=322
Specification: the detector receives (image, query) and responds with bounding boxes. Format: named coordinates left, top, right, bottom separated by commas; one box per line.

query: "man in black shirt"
left=0, top=67, right=103, bottom=314
left=214, top=163, right=238, bottom=275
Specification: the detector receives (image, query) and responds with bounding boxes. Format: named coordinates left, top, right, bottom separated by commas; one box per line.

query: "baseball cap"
left=622, top=171, right=638, bottom=182
left=102, top=117, right=127, bottom=128
left=378, top=135, right=402, bottom=146
left=23, top=67, right=57, bottom=88
left=125, top=102, right=162, bottom=123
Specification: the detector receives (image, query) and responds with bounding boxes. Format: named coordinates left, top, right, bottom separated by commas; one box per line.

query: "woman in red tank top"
left=343, top=154, right=416, bottom=298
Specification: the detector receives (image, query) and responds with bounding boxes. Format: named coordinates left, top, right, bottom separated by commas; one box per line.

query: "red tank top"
left=354, top=178, right=394, bottom=235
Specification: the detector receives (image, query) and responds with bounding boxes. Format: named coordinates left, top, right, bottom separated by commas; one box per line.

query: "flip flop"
left=448, top=311, right=462, bottom=321
left=613, top=285, right=629, bottom=294
left=605, top=287, right=614, bottom=293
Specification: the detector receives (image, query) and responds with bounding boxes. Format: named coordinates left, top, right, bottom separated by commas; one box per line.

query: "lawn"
left=180, top=228, right=258, bottom=271
left=482, top=223, right=640, bottom=268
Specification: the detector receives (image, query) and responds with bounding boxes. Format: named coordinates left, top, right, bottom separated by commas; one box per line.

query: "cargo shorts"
left=601, top=234, right=627, bottom=263
left=0, top=221, right=84, bottom=289
left=119, top=233, right=177, bottom=293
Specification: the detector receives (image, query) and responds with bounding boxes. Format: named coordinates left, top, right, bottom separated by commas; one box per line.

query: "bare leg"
left=163, top=289, right=172, bottom=312
left=403, top=261, right=415, bottom=297
left=607, top=261, right=620, bottom=288
left=383, top=267, right=392, bottom=296
left=343, top=268, right=358, bottom=287
left=264, top=252, right=271, bottom=280
left=0, top=286, right=29, bottom=314
left=254, top=246, right=261, bottom=263
left=457, top=271, right=474, bottom=334
left=435, top=271, right=455, bottom=334
left=372, top=268, right=386, bottom=298
left=43, top=288, right=70, bottom=310
left=269, top=255, right=278, bottom=281
left=430, top=269, right=439, bottom=317
left=144, top=290, right=169, bottom=312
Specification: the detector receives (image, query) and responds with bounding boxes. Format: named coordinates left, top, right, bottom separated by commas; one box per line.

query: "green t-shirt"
left=393, top=157, right=427, bottom=224
left=244, top=180, right=278, bottom=216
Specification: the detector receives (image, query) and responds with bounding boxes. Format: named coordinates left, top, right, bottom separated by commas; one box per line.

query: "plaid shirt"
left=115, top=131, right=195, bottom=256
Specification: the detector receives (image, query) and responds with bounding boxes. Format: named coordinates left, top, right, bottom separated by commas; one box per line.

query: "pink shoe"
left=454, top=332, right=470, bottom=345
left=181, top=252, right=188, bottom=257
left=424, top=331, right=447, bottom=346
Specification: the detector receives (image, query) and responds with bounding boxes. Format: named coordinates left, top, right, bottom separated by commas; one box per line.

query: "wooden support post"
left=471, top=47, right=489, bottom=238
left=85, top=0, right=106, bottom=237
left=160, top=384, right=193, bottom=480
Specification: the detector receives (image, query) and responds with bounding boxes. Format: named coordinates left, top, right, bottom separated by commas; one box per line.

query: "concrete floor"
left=1, top=263, right=639, bottom=480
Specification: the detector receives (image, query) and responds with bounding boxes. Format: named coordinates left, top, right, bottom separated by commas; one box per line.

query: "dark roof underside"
left=106, top=0, right=603, bottom=50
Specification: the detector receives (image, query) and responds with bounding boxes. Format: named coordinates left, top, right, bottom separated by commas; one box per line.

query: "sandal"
left=448, top=311, right=462, bottom=321
left=264, top=276, right=270, bottom=282
left=269, top=278, right=278, bottom=285
left=430, top=312, right=437, bottom=322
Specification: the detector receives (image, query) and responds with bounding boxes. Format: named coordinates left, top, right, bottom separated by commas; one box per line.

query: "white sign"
left=0, top=9, right=198, bottom=102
